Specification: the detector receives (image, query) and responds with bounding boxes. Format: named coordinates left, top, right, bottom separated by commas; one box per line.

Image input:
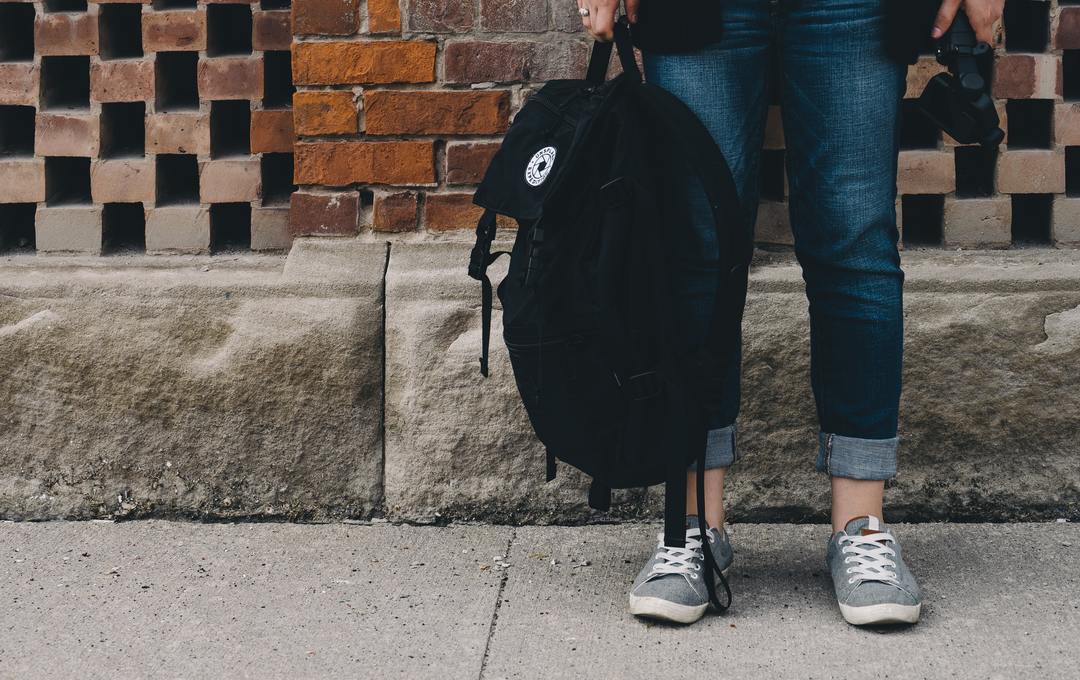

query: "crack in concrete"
left=478, top=527, right=516, bottom=680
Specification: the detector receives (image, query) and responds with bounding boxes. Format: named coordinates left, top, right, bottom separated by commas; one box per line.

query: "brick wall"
left=288, top=0, right=1080, bottom=249
left=0, top=0, right=295, bottom=254
left=5, top=1, right=1080, bottom=253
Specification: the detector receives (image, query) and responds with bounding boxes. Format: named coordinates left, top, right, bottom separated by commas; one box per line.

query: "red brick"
left=445, top=142, right=499, bottom=185
left=292, top=0, right=358, bottom=35
left=406, top=0, right=474, bottom=32
left=251, top=109, right=295, bottom=153
left=292, top=90, right=358, bottom=135
left=373, top=191, right=418, bottom=232
left=0, top=63, right=39, bottom=107
left=91, top=59, right=155, bottom=102
left=147, top=113, right=210, bottom=155
left=423, top=192, right=482, bottom=231
left=897, top=150, right=955, bottom=195
left=364, top=90, right=510, bottom=135
left=289, top=191, right=360, bottom=236
left=993, top=54, right=1056, bottom=99
left=36, top=113, right=100, bottom=158
left=35, top=11, right=99, bottom=56
left=1056, top=103, right=1080, bottom=146
left=444, top=41, right=587, bottom=84
left=143, top=10, right=207, bottom=52
left=253, top=10, right=292, bottom=51
left=479, top=0, right=548, bottom=32
left=292, top=41, right=435, bottom=85
left=368, top=0, right=401, bottom=33
left=294, top=140, right=435, bottom=186
left=904, top=56, right=941, bottom=99
left=91, top=159, right=155, bottom=203
left=997, top=150, right=1065, bottom=194
left=0, top=160, right=46, bottom=203
left=1057, top=7, right=1080, bottom=49
left=198, top=57, right=264, bottom=100
left=942, top=197, right=1011, bottom=249
left=200, top=159, right=262, bottom=203
left=36, top=206, right=103, bottom=255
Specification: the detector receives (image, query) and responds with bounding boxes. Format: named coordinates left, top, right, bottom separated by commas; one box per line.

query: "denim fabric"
left=644, top=0, right=906, bottom=480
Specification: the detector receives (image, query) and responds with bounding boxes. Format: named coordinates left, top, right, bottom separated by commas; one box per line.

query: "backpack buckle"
left=624, top=371, right=661, bottom=401
left=468, top=244, right=488, bottom=280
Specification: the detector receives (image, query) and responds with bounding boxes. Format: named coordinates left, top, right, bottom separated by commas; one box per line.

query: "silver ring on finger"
left=579, top=6, right=590, bottom=17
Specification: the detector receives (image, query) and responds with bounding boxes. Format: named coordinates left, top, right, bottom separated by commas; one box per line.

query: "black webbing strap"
left=585, top=17, right=641, bottom=86
left=468, top=208, right=509, bottom=377
left=588, top=480, right=611, bottom=511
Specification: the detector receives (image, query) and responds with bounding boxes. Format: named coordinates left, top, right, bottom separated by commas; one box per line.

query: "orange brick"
left=373, top=191, right=418, bottom=232
left=368, top=0, right=401, bottom=33
left=292, top=41, right=435, bottom=85
left=294, top=140, right=435, bottom=186
left=251, top=109, right=295, bottom=153
left=424, top=192, right=483, bottom=231
left=293, top=91, right=358, bottom=136
left=364, top=90, right=509, bottom=135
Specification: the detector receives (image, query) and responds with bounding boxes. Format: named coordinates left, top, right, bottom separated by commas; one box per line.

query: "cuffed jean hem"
left=814, top=432, right=898, bottom=481
left=688, top=424, right=738, bottom=472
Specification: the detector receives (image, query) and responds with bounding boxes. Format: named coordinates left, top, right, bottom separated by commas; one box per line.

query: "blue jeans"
left=644, top=0, right=907, bottom=481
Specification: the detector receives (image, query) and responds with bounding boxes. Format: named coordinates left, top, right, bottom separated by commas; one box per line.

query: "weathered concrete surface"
left=485, top=522, right=1080, bottom=680
left=383, top=244, right=652, bottom=523
left=0, top=240, right=386, bottom=520
left=386, top=244, right=1080, bottom=522
left=0, top=520, right=509, bottom=679
left=1, top=520, right=1076, bottom=679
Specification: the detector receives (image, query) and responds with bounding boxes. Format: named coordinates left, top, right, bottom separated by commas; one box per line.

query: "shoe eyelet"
left=848, top=577, right=856, bottom=584
left=846, top=567, right=854, bottom=574
left=691, top=574, right=699, bottom=580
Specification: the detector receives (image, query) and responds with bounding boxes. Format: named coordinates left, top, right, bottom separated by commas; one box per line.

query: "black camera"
left=917, top=10, right=1004, bottom=148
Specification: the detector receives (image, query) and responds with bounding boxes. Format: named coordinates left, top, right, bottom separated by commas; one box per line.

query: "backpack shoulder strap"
left=468, top=208, right=509, bottom=377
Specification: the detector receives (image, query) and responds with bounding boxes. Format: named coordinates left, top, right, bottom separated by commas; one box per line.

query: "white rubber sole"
left=838, top=601, right=921, bottom=626
left=629, top=595, right=708, bottom=624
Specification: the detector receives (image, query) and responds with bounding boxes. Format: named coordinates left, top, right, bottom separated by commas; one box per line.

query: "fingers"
left=625, top=0, right=640, bottom=23
left=591, top=3, right=617, bottom=41
left=578, top=2, right=592, bottom=34
left=931, top=0, right=962, bottom=38
left=966, top=0, right=1005, bottom=45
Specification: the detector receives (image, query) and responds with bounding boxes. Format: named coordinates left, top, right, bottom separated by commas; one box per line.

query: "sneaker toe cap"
left=845, top=581, right=920, bottom=608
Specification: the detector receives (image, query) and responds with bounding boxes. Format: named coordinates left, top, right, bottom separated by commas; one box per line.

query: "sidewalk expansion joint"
left=477, top=527, right=516, bottom=680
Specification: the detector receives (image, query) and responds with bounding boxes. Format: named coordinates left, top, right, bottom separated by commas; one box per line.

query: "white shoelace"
left=646, top=528, right=706, bottom=581
left=839, top=530, right=899, bottom=585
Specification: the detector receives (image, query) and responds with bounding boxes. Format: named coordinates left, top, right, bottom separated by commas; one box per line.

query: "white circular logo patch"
left=524, top=146, right=557, bottom=187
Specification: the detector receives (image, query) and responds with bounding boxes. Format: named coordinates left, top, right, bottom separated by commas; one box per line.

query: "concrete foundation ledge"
left=0, top=240, right=387, bottom=520
left=386, top=244, right=1080, bottom=523
left=2, top=241, right=1079, bottom=522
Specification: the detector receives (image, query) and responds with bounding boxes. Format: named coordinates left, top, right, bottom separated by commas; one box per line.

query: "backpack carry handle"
left=586, top=16, right=642, bottom=85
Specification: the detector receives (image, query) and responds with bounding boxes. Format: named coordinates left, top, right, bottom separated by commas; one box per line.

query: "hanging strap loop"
left=468, top=208, right=509, bottom=377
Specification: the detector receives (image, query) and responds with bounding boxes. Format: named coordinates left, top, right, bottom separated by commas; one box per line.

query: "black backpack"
left=467, top=19, right=752, bottom=613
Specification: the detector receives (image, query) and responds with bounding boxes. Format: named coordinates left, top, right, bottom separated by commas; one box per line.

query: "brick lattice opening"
left=102, top=203, right=146, bottom=253
left=210, top=202, right=251, bottom=251
left=263, top=51, right=294, bottom=108
left=98, top=4, right=143, bottom=60
left=901, top=194, right=944, bottom=246
left=210, top=100, right=250, bottom=158
left=41, top=56, right=91, bottom=110
left=954, top=146, right=997, bottom=198
left=0, top=105, right=36, bottom=156
left=900, top=99, right=940, bottom=150
left=100, top=102, right=146, bottom=158
left=1066, top=147, right=1080, bottom=197
left=1005, top=99, right=1053, bottom=149
left=1002, top=0, right=1049, bottom=53
left=1011, top=194, right=1052, bottom=245
left=261, top=152, right=295, bottom=205
left=155, top=52, right=199, bottom=111
left=0, top=3, right=35, bottom=61
left=207, top=4, right=253, bottom=56
left=1064, top=50, right=1080, bottom=102
left=43, top=0, right=87, bottom=13
left=155, top=154, right=199, bottom=205
left=0, top=204, right=36, bottom=252
left=45, top=156, right=92, bottom=206
left=260, top=0, right=289, bottom=9
left=151, top=0, right=195, bottom=10
left=759, top=149, right=785, bottom=201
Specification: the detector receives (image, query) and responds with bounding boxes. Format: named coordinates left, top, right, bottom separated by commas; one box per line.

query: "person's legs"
left=628, top=0, right=770, bottom=624
left=778, top=0, right=906, bottom=517
left=642, top=0, right=771, bottom=530
left=778, top=0, right=919, bottom=625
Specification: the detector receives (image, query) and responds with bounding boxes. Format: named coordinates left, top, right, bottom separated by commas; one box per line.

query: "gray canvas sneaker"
left=628, top=516, right=733, bottom=624
left=826, top=515, right=921, bottom=626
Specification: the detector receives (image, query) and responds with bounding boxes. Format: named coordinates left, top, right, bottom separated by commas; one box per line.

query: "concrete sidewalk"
left=1, top=521, right=1077, bottom=679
